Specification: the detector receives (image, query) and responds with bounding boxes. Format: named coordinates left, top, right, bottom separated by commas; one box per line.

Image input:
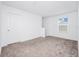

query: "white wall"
left=1, top=5, right=42, bottom=47
left=44, top=11, right=78, bottom=40
left=0, top=2, right=1, bottom=46
left=78, top=6, right=79, bottom=56
left=0, top=2, right=2, bottom=54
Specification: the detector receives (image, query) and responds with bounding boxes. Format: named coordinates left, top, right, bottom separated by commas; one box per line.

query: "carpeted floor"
left=1, top=36, right=78, bottom=57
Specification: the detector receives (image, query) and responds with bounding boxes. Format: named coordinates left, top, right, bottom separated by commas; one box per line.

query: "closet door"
left=7, top=12, right=23, bottom=44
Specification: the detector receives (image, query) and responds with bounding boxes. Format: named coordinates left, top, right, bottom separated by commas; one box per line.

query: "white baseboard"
left=46, top=35, right=78, bottom=41
left=1, top=36, right=42, bottom=47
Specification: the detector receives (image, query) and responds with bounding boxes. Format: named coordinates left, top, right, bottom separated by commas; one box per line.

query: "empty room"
left=0, top=1, right=79, bottom=57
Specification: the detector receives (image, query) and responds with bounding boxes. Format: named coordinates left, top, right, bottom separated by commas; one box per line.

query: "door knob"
left=8, top=29, right=10, bottom=31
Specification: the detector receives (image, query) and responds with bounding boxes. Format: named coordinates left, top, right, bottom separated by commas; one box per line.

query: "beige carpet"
left=1, top=36, right=78, bottom=57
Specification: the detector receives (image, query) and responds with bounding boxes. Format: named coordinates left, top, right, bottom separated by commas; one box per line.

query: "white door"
left=7, top=12, right=22, bottom=44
